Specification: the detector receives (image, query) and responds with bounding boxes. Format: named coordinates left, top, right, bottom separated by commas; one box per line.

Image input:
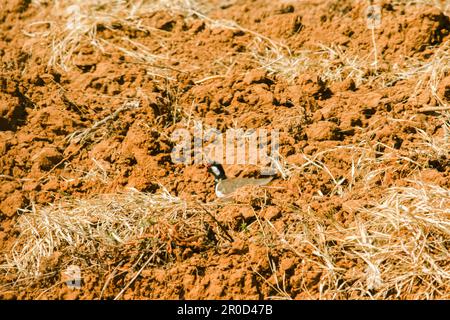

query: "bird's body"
left=207, top=163, right=273, bottom=198
left=214, top=176, right=273, bottom=198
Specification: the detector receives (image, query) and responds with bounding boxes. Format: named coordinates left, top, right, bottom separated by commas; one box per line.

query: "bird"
left=207, top=162, right=273, bottom=198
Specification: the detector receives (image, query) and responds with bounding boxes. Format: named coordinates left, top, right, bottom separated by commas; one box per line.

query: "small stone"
left=0, top=139, right=10, bottom=155
left=261, top=207, right=281, bottom=221
left=243, top=69, right=269, bottom=85
left=248, top=243, right=269, bottom=269
left=230, top=239, right=247, bottom=255
left=22, top=180, right=41, bottom=192
left=305, top=121, right=340, bottom=141
left=280, top=257, right=297, bottom=273
left=438, top=76, right=450, bottom=102
left=339, top=112, right=362, bottom=131
left=0, top=181, right=19, bottom=197
left=0, top=190, right=26, bottom=217
left=33, top=148, right=63, bottom=172
left=42, top=178, right=59, bottom=192
left=241, top=207, right=255, bottom=221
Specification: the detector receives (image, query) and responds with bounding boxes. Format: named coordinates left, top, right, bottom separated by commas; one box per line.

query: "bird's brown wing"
left=217, top=177, right=273, bottom=195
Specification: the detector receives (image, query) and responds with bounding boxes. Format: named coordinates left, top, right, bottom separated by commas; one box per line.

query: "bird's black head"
left=207, top=162, right=227, bottom=181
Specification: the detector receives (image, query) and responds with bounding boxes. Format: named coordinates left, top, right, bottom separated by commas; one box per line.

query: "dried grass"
left=392, top=0, right=450, bottom=14
left=0, top=187, right=218, bottom=284
left=255, top=112, right=450, bottom=299
left=254, top=180, right=450, bottom=299
left=251, top=41, right=383, bottom=86
left=390, top=41, right=449, bottom=99
left=24, top=0, right=211, bottom=72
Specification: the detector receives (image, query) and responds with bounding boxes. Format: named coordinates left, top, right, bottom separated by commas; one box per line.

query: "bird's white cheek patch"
left=211, top=166, right=221, bottom=176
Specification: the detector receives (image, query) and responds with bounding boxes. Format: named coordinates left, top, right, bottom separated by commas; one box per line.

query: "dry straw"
left=1, top=187, right=216, bottom=281
left=253, top=180, right=450, bottom=299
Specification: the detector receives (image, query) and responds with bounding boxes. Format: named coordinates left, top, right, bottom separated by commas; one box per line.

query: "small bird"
left=207, top=162, right=273, bottom=198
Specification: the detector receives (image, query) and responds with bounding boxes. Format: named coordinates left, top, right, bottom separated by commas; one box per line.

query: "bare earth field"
left=0, top=0, right=449, bottom=299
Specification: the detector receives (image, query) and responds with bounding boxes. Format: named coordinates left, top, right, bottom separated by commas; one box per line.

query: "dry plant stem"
left=34, top=100, right=139, bottom=186
left=197, top=202, right=234, bottom=242
left=194, top=75, right=226, bottom=84
left=37, top=144, right=82, bottom=183
left=35, top=280, right=65, bottom=299
left=417, top=105, right=450, bottom=112
left=0, top=174, right=15, bottom=181
left=114, top=244, right=165, bottom=300
left=250, top=266, right=292, bottom=300
left=69, top=101, right=139, bottom=144
left=371, top=27, right=378, bottom=71
left=99, top=260, right=125, bottom=299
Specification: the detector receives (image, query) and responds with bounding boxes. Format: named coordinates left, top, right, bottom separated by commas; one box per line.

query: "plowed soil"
left=1, top=0, right=449, bottom=299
